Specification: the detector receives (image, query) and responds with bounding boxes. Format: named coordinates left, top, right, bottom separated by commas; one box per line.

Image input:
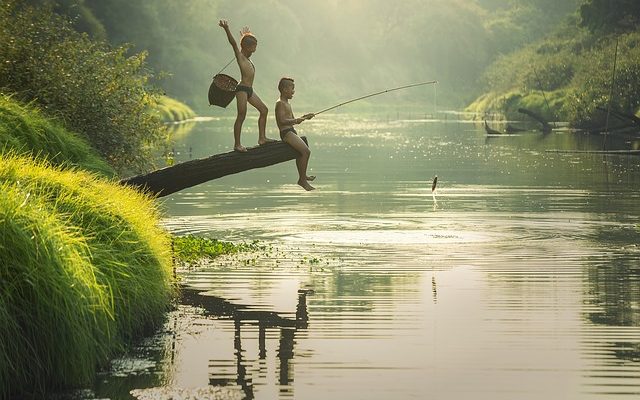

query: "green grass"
left=0, top=154, right=175, bottom=397
left=173, top=235, right=262, bottom=264
left=0, top=94, right=115, bottom=177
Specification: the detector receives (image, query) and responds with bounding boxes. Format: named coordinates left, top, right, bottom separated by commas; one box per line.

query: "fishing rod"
left=313, top=80, right=438, bottom=116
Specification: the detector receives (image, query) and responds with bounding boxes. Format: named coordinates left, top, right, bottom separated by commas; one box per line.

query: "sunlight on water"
left=91, top=114, right=640, bottom=400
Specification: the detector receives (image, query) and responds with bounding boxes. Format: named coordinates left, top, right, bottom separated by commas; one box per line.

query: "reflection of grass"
left=173, top=235, right=262, bottom=263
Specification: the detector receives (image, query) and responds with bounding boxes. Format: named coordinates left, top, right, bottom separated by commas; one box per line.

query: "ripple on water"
left=290, top=229, right=493, bottom=245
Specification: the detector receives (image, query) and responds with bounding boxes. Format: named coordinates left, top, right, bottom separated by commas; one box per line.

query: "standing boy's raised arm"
left=218, top=19, right=240, bottom=56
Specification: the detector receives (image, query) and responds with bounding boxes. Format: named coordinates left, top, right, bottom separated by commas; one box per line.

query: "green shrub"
left=0, top=0, right=166, bottom=174
left=472, top=22, right=640, bottom=127
left=565, top=33, right=640, bottom=127
left=0, top=154, right=175, bottom=397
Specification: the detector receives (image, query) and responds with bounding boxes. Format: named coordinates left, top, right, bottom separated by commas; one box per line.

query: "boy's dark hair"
left=240, top=33, right=257, bottom=48
left=278, top=77, right=294, bottom=92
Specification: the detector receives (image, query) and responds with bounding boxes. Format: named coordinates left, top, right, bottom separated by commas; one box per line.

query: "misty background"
left=59, top=0, right=579, bottom=113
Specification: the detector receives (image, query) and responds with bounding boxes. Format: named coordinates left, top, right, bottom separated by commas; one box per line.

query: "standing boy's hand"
left=302, top=113, right=315, bottom=120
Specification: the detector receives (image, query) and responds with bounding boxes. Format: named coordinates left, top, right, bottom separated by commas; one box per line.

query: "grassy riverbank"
left=0, top=96, right=176, bottom=397
left=466, top=21, right=640, bottom=128
left=156, top=95, right=196, bottom=123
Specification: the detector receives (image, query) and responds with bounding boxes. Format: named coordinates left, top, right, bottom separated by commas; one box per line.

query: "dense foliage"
left=468, top=3, right=640, bottom=128
left=580, top=0, right=640, bottom=33
left=0, top=0, right=166, bottom=174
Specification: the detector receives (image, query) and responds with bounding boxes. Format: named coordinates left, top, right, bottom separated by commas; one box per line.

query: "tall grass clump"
left=0, top=182, right=114, bottom=396
left=0, top=94, right=115, bottom=177
left=0, top=154, right=175, bottom=397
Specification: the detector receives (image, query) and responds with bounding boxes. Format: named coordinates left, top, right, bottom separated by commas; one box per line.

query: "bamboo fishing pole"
left=313, top=80, right=438, bottom=116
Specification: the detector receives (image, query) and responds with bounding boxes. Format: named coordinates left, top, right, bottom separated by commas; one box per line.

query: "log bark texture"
left=120, top=137, right=306, bottom=197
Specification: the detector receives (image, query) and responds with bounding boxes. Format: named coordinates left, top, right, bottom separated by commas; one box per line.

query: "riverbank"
left=466, top=25, right=640, bottom=130
left=0, top=96, right=178, bottom=398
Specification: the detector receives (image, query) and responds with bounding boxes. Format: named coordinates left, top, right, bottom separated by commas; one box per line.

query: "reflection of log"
left=484, top=120, right=504, bottom=135
left=506, top=124, right=526, bottom=133
left=120, top=137, right=307, bottom=197
left=517, top=108, right=552, bottom=133
left=180, top=286, right=310, bottom=329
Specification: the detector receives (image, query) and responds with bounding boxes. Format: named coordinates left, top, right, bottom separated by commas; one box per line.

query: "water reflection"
left=180, top=287, right=311, bottom=398
left=86, top=113, right=640, bottom=399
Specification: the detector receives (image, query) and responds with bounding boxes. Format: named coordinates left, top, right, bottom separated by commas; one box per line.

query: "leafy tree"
left=0, top=0, right=165, bottom=173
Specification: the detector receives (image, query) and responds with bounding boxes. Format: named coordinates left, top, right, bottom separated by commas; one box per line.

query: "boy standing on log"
left=275, top=77, right=316, bottom=191
left=219, top=19, right=276, bottom=152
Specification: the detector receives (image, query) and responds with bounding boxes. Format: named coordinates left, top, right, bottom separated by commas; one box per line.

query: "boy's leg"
left=283, top=132, right=315, bottom=191
left=234, top=92, right=248, bottom=152
left=248, top=92, right=276, bottom=144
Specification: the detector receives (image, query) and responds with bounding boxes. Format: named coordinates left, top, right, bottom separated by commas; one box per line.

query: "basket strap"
left=216, top=57, right=236, bottom=76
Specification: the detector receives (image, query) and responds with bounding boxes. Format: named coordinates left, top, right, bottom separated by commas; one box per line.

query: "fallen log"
left=595, top=106, right=640, bottom=128
left=120, top=137, right=307, bottom=197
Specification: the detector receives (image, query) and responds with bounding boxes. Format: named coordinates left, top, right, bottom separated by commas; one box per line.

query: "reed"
left=0, top=154, right=175, bottom=397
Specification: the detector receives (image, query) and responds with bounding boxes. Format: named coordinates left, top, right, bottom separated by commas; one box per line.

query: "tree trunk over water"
left=517, top=108, right=552, bottom=133
left=120, top=137, right=306, bottom=197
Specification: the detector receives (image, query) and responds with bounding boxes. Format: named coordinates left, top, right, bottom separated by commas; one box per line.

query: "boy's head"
left=240, top=33, right=258, bottom=53
left=278, top=77, right=295, bottom=98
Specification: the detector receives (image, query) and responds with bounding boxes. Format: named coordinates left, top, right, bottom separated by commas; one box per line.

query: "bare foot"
left=306, top=175, right=316, bottom=181
left=234, top=145, right=247, bottom=153
left=258, top=137, right=278, bottom=145
left=297, top=179, right=315, bottom=191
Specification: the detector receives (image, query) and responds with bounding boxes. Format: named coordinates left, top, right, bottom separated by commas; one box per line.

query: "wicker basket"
left=208, top=73, right=238, bottom=107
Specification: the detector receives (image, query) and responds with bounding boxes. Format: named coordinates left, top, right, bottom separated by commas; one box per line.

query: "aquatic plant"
left=0, top=154, right=175, bottom=397
left=172, top=235, right=262, bottom=264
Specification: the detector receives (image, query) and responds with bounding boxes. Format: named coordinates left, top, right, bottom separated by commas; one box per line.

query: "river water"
left=91, top=113, right=640, bottom=399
